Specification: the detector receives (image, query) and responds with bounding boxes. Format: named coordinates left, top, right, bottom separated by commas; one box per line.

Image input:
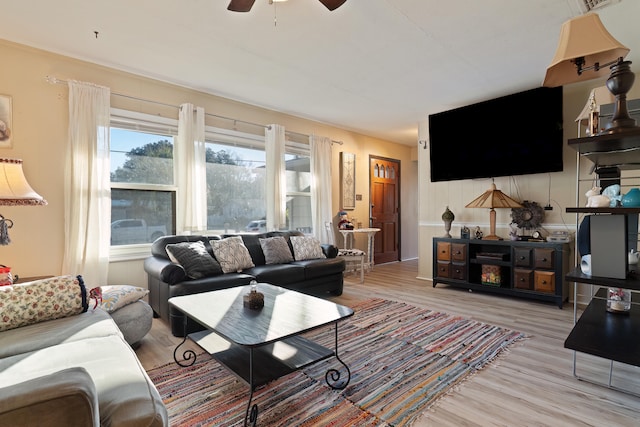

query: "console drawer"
left=436, top=261, right=450, bottom=278
left=437, top=242, right=451, bottom=261
left=514, top=269, right=534, bottom=290
left=451, top=243, right=466, bottom=262
left=513, top=248, right=532, bottom=267
left=534, top=248, right=555, bottom=270
left=534, top=271, right=555, bottom=293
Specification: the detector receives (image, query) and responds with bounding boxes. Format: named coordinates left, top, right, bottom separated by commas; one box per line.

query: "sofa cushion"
left=0, top=275, right=88, bottom=332
left=165, top=241, right=223, bottom=279
left=290, top=236, right=327, bottom=261
left=294, top=257, right=346, bottom=280
left=109, top=300, right=153, bottom=346
left=244, top=264, right=306, bottom=285
left=0, top=367, right=100, bottom=427
left=99, top=285, right=149, bottom=313
left=210, top=236, right=255, bottom=273
left=259, top=236, right=294, bottom=265
left=0, top=309, right=121, bottom=359
left=0, top=334, right=167, bottom=427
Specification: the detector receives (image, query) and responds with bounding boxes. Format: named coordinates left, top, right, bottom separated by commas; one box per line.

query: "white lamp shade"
left=0, top=158, right=47, bottom=206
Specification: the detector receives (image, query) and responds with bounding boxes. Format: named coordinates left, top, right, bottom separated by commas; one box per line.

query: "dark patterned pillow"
left=290, top=236, right=326, bottom=261
left=259, top=236, right=294, bottom=265
left=210, top=236, right=255, bottom=273
left=165, top=241, right=222, bottom=279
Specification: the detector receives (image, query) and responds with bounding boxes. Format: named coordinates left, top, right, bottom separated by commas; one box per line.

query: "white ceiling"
left=2, top=0, right=639, bottom=145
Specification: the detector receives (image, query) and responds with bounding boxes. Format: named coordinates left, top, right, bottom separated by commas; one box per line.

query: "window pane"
left=110, top=125, right=176, bottom=246
left=110, top=128, right=174, bottom=185
left=286, top=154, right=311, bottom=233
left=205, top=142, right=266, bottom=233
left=110, top=189, right=175, bottom=245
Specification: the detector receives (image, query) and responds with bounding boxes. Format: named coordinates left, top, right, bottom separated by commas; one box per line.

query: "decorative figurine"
left=602, top=184, right=622, bottom=207
left=585, top=187, right=610, bottom=207
left=338, top=210, right=354, bottom=230
left=475, top=226, right=483, bottom=239
left=509, top=222, right=519, bottom=241
left=441, top=206, right=455, bottom=238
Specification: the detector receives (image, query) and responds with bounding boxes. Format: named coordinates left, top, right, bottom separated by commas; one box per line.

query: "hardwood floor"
left=135, top=259, right=640, bottom=426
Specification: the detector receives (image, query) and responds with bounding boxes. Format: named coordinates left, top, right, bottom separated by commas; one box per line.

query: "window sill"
left=109, top=244, right=152, bottom=262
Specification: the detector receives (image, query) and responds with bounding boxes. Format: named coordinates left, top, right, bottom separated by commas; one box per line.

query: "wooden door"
left=370, top=156, right=400, bottom=264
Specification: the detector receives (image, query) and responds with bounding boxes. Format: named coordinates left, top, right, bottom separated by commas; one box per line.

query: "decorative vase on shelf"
left=621, top=188, right=640, bottom=207
left=442, top=206, right=455, bottom=238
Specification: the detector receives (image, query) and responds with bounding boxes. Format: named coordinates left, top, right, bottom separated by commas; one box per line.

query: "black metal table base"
left=172, top=319, right=351, bottom=427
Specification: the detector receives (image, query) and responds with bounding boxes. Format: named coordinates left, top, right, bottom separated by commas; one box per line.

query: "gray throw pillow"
left=259, top=236, right=294, bottom=265
left=290, top=235, right=326, bottom=261
left=209, top=236, right=255, bottom=273
left=165, top=241, right=222, bottom=279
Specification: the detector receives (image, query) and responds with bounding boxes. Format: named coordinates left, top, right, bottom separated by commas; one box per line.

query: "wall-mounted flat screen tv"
left=428, top=86, right=563, bottom=182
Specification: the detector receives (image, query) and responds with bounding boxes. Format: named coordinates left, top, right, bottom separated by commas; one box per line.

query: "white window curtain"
left=176, top=103, right=206, bottom=233
left=62, top=80, right=111, bottom=287
left=310, top=135, right=334, bottom=244
left=265, top=124, right=286, bottom=231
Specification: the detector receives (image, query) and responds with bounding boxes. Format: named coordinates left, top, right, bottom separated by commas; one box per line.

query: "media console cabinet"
left=432, top=237, right=570, bottom=308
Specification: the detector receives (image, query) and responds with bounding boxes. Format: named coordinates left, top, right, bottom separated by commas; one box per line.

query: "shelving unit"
left=433, top=238, right=569, bottom=308
left=565, top=126, right=640, bottom=396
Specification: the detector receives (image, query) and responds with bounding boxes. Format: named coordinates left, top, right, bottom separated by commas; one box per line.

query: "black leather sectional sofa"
left=143, top=230, right=345, bottom=336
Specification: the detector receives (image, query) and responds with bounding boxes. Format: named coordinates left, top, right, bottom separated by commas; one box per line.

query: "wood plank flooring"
left=135, top=259, right=640, bottom=426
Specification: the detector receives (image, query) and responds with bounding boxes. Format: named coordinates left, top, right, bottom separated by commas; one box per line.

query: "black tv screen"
left=428, top=86, right=564, bottom=182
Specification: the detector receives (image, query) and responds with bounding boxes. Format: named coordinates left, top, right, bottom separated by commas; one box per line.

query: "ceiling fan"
left=228, top=0, right=347, bottom=12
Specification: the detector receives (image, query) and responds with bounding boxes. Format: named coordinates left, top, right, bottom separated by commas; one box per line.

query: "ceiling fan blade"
left=318, top=0, right=347, bottom=11
left=227, top=0, right=256, bottom=12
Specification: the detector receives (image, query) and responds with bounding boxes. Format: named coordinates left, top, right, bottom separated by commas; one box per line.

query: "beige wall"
left=417, top=76, right=640, bottom=281
left=0, top=39, right=418, bottom=288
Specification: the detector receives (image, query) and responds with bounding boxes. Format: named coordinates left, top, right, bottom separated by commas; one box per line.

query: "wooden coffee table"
left=169, top=283, right=354, bottom=426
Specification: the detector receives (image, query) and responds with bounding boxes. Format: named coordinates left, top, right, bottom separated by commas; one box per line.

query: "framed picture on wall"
left=340, top=152, right=356, bottom=210
left=0, top=95, right=12, bottom=149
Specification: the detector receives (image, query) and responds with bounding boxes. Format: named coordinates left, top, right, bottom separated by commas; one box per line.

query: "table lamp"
left=466, top=181, right=522, bottom=240
left=0, top=158, right=47, bottom=245
left=543, top=12, right=637, bottom=134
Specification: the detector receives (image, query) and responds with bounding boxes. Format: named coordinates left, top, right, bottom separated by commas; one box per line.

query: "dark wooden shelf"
left=568, top=128, right=640, bottom=169
left=566, top=207, right=640, bottom=214
left=189, top=329, right=335, bottom=387
left=564, top=288, right=640, bottom=367
left=566, top=267, right=640, bottom=292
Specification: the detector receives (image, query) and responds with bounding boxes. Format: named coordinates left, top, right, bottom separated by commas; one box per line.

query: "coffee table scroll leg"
left=173, top=315, right=196, bottom=367
left=245, top=348, right=258, bottom=427
left=325, top=321, right=351, bottom=390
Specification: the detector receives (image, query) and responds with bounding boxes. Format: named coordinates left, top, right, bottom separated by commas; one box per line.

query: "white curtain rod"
left=45, top=75, right=343, bottom=145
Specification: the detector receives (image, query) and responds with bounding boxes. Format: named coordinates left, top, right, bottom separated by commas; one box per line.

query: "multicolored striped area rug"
left=147, top=298, right=526, bottom=426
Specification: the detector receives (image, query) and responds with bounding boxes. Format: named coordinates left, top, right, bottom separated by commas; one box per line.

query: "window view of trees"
left=110, top=117, right=313, bottom=247
left=205, top=142, right=266, bottom=233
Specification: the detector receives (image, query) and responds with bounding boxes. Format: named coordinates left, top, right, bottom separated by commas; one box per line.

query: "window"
left=110, top=109, right=177, bottom=247
left=109, top=108, right=313, bottom=253
left=204, top=127, right=312, bottom=234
